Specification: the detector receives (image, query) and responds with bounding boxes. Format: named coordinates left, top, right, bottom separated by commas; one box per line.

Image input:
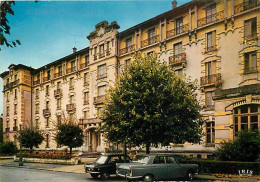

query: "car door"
left=107, top=156, right=120, bottom=174
left=151, top=156, right=168, bottom=180
left=166, top=156, right=183, bottom=179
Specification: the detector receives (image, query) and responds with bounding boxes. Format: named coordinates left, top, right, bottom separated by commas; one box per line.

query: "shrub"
left=215, top=130, right=260, bottom=162
left=0, top=141, right=18, bottom=155
left=17, top=152, right=72, bottom=160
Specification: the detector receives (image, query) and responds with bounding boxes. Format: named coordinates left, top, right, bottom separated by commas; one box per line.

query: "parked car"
left=116, top=154, right=198, bottom=181
left=84, top=154, right=131, bottom=179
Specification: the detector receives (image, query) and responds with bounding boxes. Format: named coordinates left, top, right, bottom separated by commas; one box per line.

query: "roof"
left=0, top=64, right=35, bottom=78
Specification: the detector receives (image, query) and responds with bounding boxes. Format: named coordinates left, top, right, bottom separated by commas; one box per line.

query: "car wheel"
left=143, top=174, right=153, bottom=182
left=100, top=172, right=110, bottom=180
left=186, top=170, right=194, bottom=181
left=90, top=174, right=98, bottom=179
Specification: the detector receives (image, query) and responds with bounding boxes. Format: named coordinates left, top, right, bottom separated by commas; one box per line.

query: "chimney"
left=73, top=47, right=77, bottom=53
left=172, top=0, right=177, bottom=9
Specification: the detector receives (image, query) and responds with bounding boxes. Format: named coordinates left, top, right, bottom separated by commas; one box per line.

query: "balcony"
left=66, top=66, right=76, bottom=74
left=205, top=45, right=217, bottom=53
left=54, top=72, right=62, bottom=78
left=43, top=109, right=51, bottom=117
left=4, top=79, right=20, bottom=90
left=13, top=126, right=18, bottom=131
left=99, top=52, right=105, bottom=59
left=235, top=0, right=259, bottom=14
left=5, top=127, right=10, bottom=133
left=84, top=100, right=89, bottom=105
left=106, top=50, right=110, bottom=56
left=244, top=66, right=258, bottom=74
left=80, top=63, right=89, bottom=69
left=169, top=53, right=187, bottom=67
left=97, top=73, right=107, bottom=80
left=43, top=77, right=50, bottom=82
left=93, top=95, right=106, bottom=105
left=200, top=73, right=222, bottom=87
left=197, top=10, right=224, bottom=27
left=166, top=24, right=189, bottom=39
left=119, top=44, right=135, bottom=55
left=141, top=35, right=159, bottom=48
left=244, top=33, right=258, bottom=41
left=34, top=80, right=40, bottom=85
left=66, top=103, right=76, bottom=113
left=54, top=89, right=62, bottom=98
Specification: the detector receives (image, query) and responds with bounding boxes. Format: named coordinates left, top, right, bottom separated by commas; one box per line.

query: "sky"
left=0, top=0, right=190, bottom=114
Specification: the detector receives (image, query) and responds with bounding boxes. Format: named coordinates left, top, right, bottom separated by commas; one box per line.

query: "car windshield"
left=95, top=155, right=108, bottom=164
left=132, top=155, right=149, bottom=164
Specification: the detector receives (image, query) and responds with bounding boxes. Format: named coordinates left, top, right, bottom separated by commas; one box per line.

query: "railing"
left=43, top=109, right=51, bottom=117
left=119, top=44, right=135, bottom=55
left=205, top=45, right=217, bottom=52
left=34, top=80, right=40, bottom=85
left=106, top=50, right=110, bottom=56
left=244, top=66, right=257, bottom=74
left=141, top=35, right=159, bottom=48
left=197, top=10, right=224, bottom=27
left=166, top=24, right=189, bottom=39
left=14, top=111, right=17, bottom=115
left=54, top=89, right=62, bottom=98
left=200, top=73, right=222, bottom=86
left=35, top=110, right=39, bottom=114
left=99, top=52, right=105, bottom=59
left=80, top=63, right=88, bottom=69
left=43, top=77, right=50, bottom=82
left=94, top=55, right=97, bottom=60
left=4, top=79, right=20, bottom=90
left=97, top=73, right=107, bottom=80
left=93, top=95, right=106, bottom=105
left=244, top=33, right=258, bottom=40
left=234, top=0, right=260, bottom=14
left=66, top=66, right=76, bottom=74
left=13, top=126, right=18, bottom=131
left=5, top=128, right=10, bottom=133
left=54, top=72, right=62, bottom=78
left=169, top=53, right=186, bottom=66
left=84, top=100, right=89, bottom=105
left=66, top=103, right=76, bottom=113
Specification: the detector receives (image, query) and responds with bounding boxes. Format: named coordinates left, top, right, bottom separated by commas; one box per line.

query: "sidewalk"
left=1, top=158, right=259, bottom=181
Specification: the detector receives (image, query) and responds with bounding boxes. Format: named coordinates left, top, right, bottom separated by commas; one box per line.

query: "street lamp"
left=18, top=121, right=23, bottom=166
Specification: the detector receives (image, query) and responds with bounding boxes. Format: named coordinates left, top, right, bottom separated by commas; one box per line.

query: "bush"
left=0, top=141, right=18, bottom=155
left=188, top=159, right=260, bottom=175
left=16, top=152, right=72, bottom=160
left=215, top=130, right=260, bottom=162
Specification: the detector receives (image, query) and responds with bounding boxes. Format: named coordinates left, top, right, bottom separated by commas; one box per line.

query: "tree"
left=0, top=141, right=18, bottom=155
left=0, top=1, right=21, bottom=50
left=215, top=130, right=260, bottom=162
left=20, top=128, right=44, bottom=151
left=56, top=123, right=84, bottom=155
left=101, top=53, right=203, bottom=154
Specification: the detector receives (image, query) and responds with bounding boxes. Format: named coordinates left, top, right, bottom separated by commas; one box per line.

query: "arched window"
left=233, top=104, right=259, bottom=136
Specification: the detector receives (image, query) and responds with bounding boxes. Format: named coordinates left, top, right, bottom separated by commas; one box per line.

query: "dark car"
left=85, top=154, right=131, bottom=179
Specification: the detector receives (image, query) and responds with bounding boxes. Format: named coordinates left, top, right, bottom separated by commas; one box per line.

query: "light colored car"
left=116, top=154, right=198, bottom=181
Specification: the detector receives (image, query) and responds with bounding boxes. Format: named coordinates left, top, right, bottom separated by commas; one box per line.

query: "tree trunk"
left=146, top=143, right=150, bottom=154
left=70, top=147, right=72, bottom=155
left=123, top=142, right=127, bottom=155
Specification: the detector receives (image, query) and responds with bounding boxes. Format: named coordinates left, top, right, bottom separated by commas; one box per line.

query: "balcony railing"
left=244, top=66, right=258, bottom=74
left=141, top=35, right=159, bottom=48
left=106, top=50, right=110, bottom=56
left=54, top=89, right=62, bottom=98
left=201, top=73, right=222, bottom=86
left=205, top=45, right=217, bottom=52
left=43, top=77, right=50, bottom=82
left=43, top=109, right=51, bottom=117
left=34, top=80, right=40, bottom=85
left=119, top=44, right=135, bottom=55
left=198, top=10, right=224, bottom=27
left=97, top=73, right=107, bottom=80
left=54, top=72, right=62, bottom=78
left=235, top=0, right=259, bottom=14
left=166, top=24, right=189, bottom=39
left=169, top=53, right=186, bottom=66
left=66, top=66, right=76, bottom=74
left=80, top=63, right=89, bottom=69
left=66, top=103, right=76, bottom=113
left=93, top=95, right=106, bottom=105
left=99, top=52, right=105, bottom=59
left=84, top=100, right=89, bottom=105
left=4, top=79, right=20, bottom=90
left=13, top=126, right=18, bottom=131
left=244, top=33, right=258, bottom=41
left=5, top=127, right=10, bottom=133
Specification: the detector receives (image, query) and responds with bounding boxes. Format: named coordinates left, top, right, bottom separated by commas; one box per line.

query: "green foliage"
left=101, top=53, right=203, bottom=153
left=20, top=128, right=44, bottom=151
left=55, top=123, right=84, bottom=155
left=215, top=131, right=260, bottom=162
left=0, top=1, right=21, bottom=50
left=188, top=159, right=260, bottom=175
left=0, top=141, right=18, bottom=155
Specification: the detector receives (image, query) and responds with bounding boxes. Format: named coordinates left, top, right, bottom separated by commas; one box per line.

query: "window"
left=206, top=121, right=215, bottom=144
left=234, top=104, right=259, bottom=137
left=35, top=119, right=39, bottom=129
left=99, top=44, right=105, bottom=58
left=14, top=89, right=17, bottom=99
left=83, top=111, right=89, bottom=119
left=205, top=91, right=215, bottom=109
left=98, top=85, right=106, bottom=96
left=244, top=51, right=257, bottom=73
left=84, top=73, right=88, bottom=85
left=57, top=98, right=61, bottom=109
left=97, top=107, right=104, bottom=118
left=57, top=81, right=61, bottom=89
left=46, top=134, right=49, bottom=148
left=94, top=47, right=97, bottom=60
left=175, top=69, right=183, bottom=76
left=69, top=77, right=74, bottom=89
left=244, top=0, right=258, bottom=11
left=46, top=101, right=49, bottom=110
left=97, top=64, right=106, bottom=79
left=46, top=118, right=49, bottom=128
left=84, top=92, right=89, bottom=105
left=14, top=74, right=17, bottom=81
left=205, top=61, right=216, bottom=76
left=47, top=70, right=51, bottom=80
left=6, top=106, right=9, bottom=116
left=126, top=38, right=133, bottom=53
left=14, top=119, right=17, bottom=127
left=58, top=66, right=62, bottom=76
left=36, top=104, right=39, bottom=114
left=175, top=17, right=183, bottom=34
left=57, top=115, right=61, bottom=126
left=125, top=59, right=131, bottom=70
left=70, top=95, right=74, bottom=104
left=106, top=41, right=110, bottom=55
left=148, top=28, right=156, bottom=45
left=6, top=78, right=9, bottom=85
left=14, top=104, right=17, bottom=115
left=85, top=56, right=89, bottom=67
left=153, top=156, right=165, bottom=164
left=206, top=4, right=216, bottom=24
left=244, top=18, right=257, bottom=40
left=46, top=85, right=49, bottom=96
left=206, top=31, right=216, bottom=51
left=35, top=89, right=39, bottom=99
left=6, top=92, right=9, bottom=102
left=174, top=42, right=182, bottom=60
left=71, top=61, right=76, bottom=72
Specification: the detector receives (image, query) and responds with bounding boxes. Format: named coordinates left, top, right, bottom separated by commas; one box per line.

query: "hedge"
left=187, top=159, right=260, bottom=175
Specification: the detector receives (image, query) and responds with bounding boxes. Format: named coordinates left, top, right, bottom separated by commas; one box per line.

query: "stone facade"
left=1, top=0, right=260, bottom=158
